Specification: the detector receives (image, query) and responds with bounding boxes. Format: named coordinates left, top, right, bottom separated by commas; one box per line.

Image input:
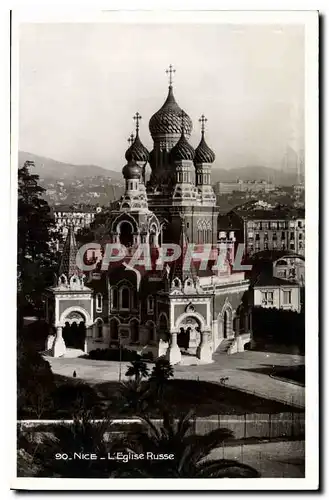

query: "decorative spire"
left=166, top=64, right=176, bottom=87
left=128, top=133, right=134, bottom=146
left=199, top=114, right=208, bottom=136
left=58, top=225, right=80, bottom=279
left=133, top=112, right=142, bottom=134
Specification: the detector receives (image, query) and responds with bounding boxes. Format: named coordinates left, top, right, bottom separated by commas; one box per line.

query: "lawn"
left=22, top=375, right=303, bottom=420
left=271, top=365, right=305, bottom=386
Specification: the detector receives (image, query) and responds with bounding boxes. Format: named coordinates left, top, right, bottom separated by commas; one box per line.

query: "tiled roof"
left=252, top=272, right=299, bottom=288
left=58, top=226, right=81, bottom=278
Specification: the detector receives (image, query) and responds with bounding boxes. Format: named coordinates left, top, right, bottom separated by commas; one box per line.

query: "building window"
left=255, top=233, right=260, bottom=241
left=261, top=291, right=274, bottom=306
left=264, top=232, right=268, bottom=240
left=110, top=318, right=119, bottom=341
left=96, top=293, right=103, bottom=313
left=110, top=287, right=118, bottom=310
left=264, top=242, right=269, bottom=250
left=130, top=319, right=139, bottom=342
left=270, top=221, right=277, bottom=230
left=96, top=318, right=103, bottom=338
left=298, top=220, right=303, bottom=228
left=281, top=231, right=286, bottom=240
left=283, top=290, right=292, bottom=305
left=120, top=286, right=130, bottom=310
left=290, top=232, right=295, bottom=240
left=299, top=241, right=304, bottom=250
left=290, top=242, right=295, bottom=250
left=147, top=295, right=154, bottom=314
left=299, top=233, right=303, bottom=240
left=272, top=232, right=277, bottom=240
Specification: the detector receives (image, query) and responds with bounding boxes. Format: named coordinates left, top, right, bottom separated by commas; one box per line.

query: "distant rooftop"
left=230, top=200, right=305, bottom=220
left=52, top=204, right=99, bottom=213
left=252, top=272, right=299, bottom=288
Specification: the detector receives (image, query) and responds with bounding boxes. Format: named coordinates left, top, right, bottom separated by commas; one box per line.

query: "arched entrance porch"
left=63, top=320, right=86, bottom=351
left=176, top=314, right=203, bottom=355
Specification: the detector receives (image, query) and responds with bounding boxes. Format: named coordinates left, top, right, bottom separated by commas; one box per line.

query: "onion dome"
left=195, top=134, right=216, bottom=164
left=170, top=131, right=195, bottom=162
left=149, top=86, right=193, bottom=138
left=122, top=159, right=141, bottom=179
left=195, top=114, right=215, bottom=164
left=125, top=131, right=149, bottom=162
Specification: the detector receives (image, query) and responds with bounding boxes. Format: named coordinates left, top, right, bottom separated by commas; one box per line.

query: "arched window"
left=96, top=293, right=103, bottom=313
left=96, top=318, right=103, bottom=338
left=132, top=289, right=138, bottom=310
left=147, top=295, right=154, bottom=314
left=110, top=318, right=119, bottom=341
left=130, top=319, right=139, bottom=343
left=110, top=287, right=118, bottom=310
left=146, top=321, right=156, bottom=342
left=120, top=286, right=130, bottom=310
left=158, top=314, right=170, bottom=342
left=173, top=278, right=181, bottom=288
left=119, top=221, right=134, bottom=247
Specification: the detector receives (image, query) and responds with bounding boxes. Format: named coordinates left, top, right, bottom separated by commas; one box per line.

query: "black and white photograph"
left=11, top=8, right=319, bottom=490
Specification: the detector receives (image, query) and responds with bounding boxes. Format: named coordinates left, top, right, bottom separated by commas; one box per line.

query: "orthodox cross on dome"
left=128, top=133, right=134, bottom=146
left=199, top=114, right=208, bottom=135
left=166, top=64, right=176, bottom=86
left=133, top=112, right=142, bottom=133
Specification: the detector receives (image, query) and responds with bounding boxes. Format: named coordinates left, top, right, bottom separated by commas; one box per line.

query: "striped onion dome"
left=194, top=134, right=216, bottom=164
left=122, top=159, right=141, bottom=179
left=149, top=86, right=193, bottom=138
left=170, top=131, right=195, bottom=162
left=125, top=132, right=149, bottom=162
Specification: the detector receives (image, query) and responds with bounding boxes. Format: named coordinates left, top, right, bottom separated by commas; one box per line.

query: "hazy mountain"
left=212, top=165, right=303, bottom=186
left=19, top=152, right=301, bottom=186
left=18, top=151, right=122, bottom=182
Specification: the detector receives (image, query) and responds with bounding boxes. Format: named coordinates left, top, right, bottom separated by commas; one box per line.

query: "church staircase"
left=215, top=338, right=235, bottom=354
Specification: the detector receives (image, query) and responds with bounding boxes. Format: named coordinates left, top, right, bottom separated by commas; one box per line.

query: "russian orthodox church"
left=45, top=66, right=252, bottom=364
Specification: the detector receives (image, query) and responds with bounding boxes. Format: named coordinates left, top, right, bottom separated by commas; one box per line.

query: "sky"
left=19, top=22, right=305, bottom=171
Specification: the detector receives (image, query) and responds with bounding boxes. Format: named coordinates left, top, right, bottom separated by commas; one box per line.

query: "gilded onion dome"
left=122, top=159, right=141, bottom=179
left=149, top=86, right=193, bottom=139
left=170, top=130, right=195, bottom=162
left=125, top=131, right=149, bottom=162
left=194, top=134, right=216, bottom=164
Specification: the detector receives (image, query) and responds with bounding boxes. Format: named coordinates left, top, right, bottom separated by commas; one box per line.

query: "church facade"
left=45, top=67, right=252, bottom=364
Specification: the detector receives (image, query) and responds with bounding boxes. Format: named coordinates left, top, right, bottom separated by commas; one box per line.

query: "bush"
left=17, top=346, right=56, bottom=419
left=51, top=382, right=101, bottom=417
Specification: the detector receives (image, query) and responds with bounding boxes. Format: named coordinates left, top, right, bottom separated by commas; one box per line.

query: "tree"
left=119, top=379, right=150, bottom=414
left=17, top=161, right=59, bottom=319
left=149, top=358, right=174, bottom=401
left=125, top=355, right=149, bottom=384
left=119, top=410, right=260, bottom=478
